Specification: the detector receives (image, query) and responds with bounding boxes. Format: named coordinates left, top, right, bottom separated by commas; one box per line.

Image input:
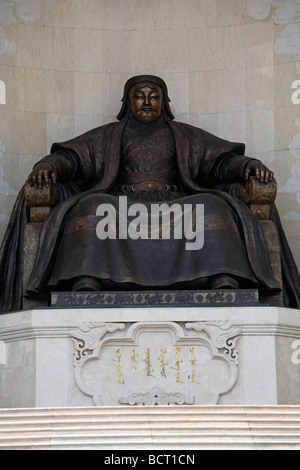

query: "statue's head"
left=117, top=75, right=174, bottom=123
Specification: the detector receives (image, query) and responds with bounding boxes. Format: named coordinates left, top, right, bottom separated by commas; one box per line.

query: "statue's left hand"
left=244, top=161, right=274, bottom=183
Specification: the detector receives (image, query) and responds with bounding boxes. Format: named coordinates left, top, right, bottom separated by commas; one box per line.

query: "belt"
left=118, top=181, right=179, bottom=193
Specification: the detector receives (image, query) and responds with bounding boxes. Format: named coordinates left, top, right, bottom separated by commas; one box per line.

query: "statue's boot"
left=72, top=276, right=102, bottom=291
left=210, top=274, right=240, bottom=290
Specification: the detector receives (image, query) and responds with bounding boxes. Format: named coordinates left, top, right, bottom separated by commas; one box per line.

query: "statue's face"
left=129, top=82, right=163, bottom=123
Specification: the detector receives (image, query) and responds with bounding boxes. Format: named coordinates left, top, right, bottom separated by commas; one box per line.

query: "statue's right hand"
left=27, top=162, right=57, bottom=189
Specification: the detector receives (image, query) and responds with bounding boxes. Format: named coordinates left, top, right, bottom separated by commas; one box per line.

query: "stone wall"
left=0, top=0, right=299, bottom=270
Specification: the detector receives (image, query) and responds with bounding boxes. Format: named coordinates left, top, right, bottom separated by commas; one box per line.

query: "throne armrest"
left=25, top=182, right=58, bottom=223
left=238, top=176, right=277, bottom=220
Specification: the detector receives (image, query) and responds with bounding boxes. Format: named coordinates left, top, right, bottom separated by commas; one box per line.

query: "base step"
left=0, top=405, right=300, bottom=449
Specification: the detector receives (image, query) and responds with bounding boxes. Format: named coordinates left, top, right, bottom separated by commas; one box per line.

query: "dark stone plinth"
left=50, top=289, right=259, bottom=308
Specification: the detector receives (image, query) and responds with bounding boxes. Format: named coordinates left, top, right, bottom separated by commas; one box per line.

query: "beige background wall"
left=0, top=0, right=299, bottom=270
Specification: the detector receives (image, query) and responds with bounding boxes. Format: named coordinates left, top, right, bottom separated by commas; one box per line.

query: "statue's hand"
left=27, top=162, right=57, bottom=189
left=244, top=161, right=274, bottom=184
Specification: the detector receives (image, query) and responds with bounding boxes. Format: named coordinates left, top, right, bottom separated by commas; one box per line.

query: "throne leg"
left=22, top=223, right=48, bottom=311
left=259, top=220, right=284, bottom=307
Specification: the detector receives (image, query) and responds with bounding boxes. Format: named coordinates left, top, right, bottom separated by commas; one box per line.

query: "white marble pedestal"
left=0, top=306, right=300, bottom=407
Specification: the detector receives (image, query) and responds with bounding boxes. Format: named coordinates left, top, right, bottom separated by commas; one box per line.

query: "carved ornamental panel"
left=71, top=321, right=240, bottom=406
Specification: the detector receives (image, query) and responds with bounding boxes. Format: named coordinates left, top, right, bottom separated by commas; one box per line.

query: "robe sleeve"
left=192, top=127, right=261, bottom=186
left=32, top=126, right=106, bottom=189
left=43, top=124, right=117, bottom=189
left=209, top=153, right=261, bottom=185
left=33, top=150, right=80, bottom=184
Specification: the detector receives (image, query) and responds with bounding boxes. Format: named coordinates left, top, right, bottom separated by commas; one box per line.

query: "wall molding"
left=0, top=0, right=66, bottom=55
left=246, top=0, right=300, bottom=72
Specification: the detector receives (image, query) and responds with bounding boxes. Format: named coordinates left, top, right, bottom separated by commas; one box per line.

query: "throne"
left=22, top=177, right=284, bottom=310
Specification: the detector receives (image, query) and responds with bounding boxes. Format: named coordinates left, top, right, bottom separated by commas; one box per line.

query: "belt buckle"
left=138, top=181, right=162, bottom=192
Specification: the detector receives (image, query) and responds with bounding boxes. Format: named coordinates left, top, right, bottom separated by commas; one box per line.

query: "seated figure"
left=0, top=75, right=300, bottom=313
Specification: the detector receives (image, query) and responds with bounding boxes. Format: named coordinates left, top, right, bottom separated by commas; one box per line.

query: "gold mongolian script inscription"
left=190, top=347, right=200, bottom=384
left=111, top=346, right=205, bottom=385
left=131, top=349, right=138, bottom=370
left=112, top=349, right=124, bottom=384
left=158, top=348, right=168, bottom=379
left=171, top=347, right=184, bottom=383
left=143, top=348, right=155, bottom=377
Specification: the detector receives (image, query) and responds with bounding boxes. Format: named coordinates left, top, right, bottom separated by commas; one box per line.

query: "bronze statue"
left=1, top=75, right=300, bottom=313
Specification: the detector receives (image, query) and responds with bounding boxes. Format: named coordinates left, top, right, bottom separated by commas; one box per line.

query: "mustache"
left=140, top=105, right=155, bottom=111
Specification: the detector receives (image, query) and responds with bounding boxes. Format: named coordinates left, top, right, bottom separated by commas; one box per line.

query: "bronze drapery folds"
left=1, top=75, right=300, bottom=314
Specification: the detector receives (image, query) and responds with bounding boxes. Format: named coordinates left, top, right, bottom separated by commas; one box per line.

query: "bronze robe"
left=1, top=119, right=300, bottom=313
left=26, top=120, right=279, bottom=293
